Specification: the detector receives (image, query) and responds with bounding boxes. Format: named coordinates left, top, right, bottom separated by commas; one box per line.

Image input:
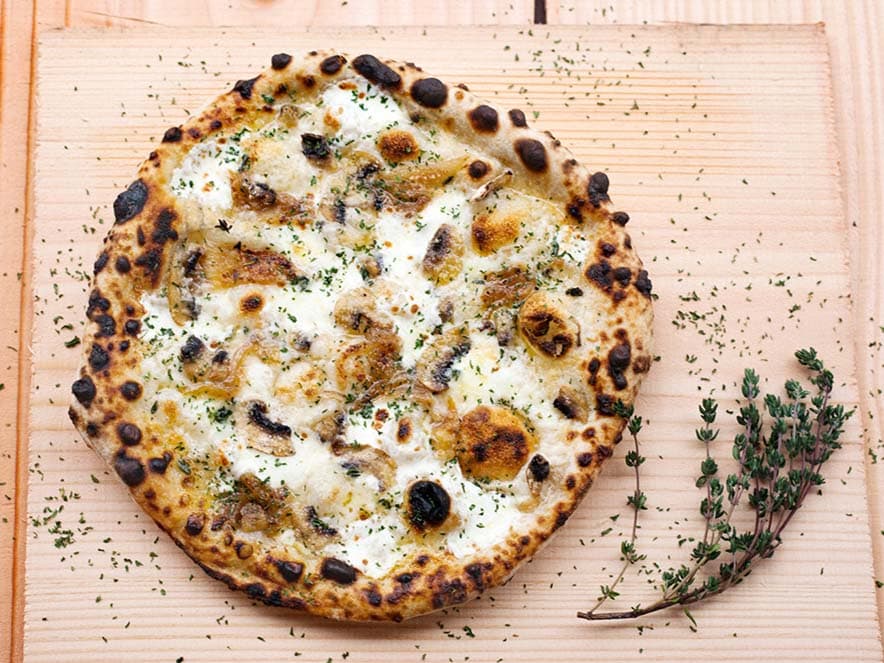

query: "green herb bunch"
left=579, top=348, right=853, bottom=621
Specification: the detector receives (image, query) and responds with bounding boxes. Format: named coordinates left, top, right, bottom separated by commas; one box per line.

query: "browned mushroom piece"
left=334, top=444, right=397, bottom=492
left=480, top=267, right=536, bottom=309
left=238, top=400, right=294, bottom=457
left=415, top=328, right=471, bottom=393
left=333, top=287, right=393, bottom=334
left=552, top=385, right=589, bottom=421
left=335, top=329, right=404, bottom=400
left=421, top=223, right=465, bottom=285
left=455, top=405, right=537, bottom=481
left=231, top=173, right=278, bottom=209
left=517, top=291, right=580, bottom=359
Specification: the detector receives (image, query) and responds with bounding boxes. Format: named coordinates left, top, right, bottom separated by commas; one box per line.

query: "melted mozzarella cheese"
left=169, top=139, right=245, bottom=210
left=321, top=81, right=410, bottom=146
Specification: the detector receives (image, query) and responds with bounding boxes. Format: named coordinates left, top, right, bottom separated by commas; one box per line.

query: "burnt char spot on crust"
left=88, top=344, right=110, bottom=371
left=465, top=562, right=491, bottom=591
left=508, top=109, right=528, bottom=127
left=113, top=180, right=148, bottom=224
left=586, top=260, right=613, bottom=290
left=152, top=209, right=179, bottom=244
left=124, top=319, right=141, bottom=336
left=596, top=394, right=617, bottom=416
left=468, top=105, right=499, bottom=133
left=232, top=76, right=259, bottom=99
left=117, top=422, right=142, bottom=446
left=248, top=402, right=291, bottom=437
left=87, top=289, right=111, bottom=315
left=410, top=77, right=448, bottom=108
left=114, top=451, right=145, bottom=487
left=352, top=54, right=401, bottom=89
left=588, top=171, right=610, bottom=207
left=634, top=270, right=653, bottom=297
left=71, top=376, right=96, bottom=407
left=528, top=454, right=550, bottom=482
left=134, top=248, right=162, bottom=278
left=93, top=252, right=109, bottom=274
left=431, top=576, right=467, bottom=609
left=468, top=160, right=489, bottom=179
left=565, top=287, right=583, bottom=297
left=185, top=513, right=205, bottom=535
left=320, top=54, right=346, bottom=75
left=94, top=314, right=116, bottom=338
left=119, top=381, right=142, bottom=401
left=276, top=559, right=304, bottom=583
left=514, top=138, right=548, bottom=173
left=577, top=452, right=593, bottom=467
left=115, top=255, right=131, bottom=274
left=162, top=126, right=182, bottom=143
left=613, top=267, right=631, bottom=286
left=271, top=52, right=292, bottom=70
left=612, top=211, right=630, bottom=226
left=365, top=588, right=383, bottom=607
left=321, top=557, right=358, bottom=585
left=148, top=452, right=172, bottom=474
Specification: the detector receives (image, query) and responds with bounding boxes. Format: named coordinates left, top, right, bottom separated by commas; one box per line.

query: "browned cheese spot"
left=377, top=129, right=420, bottom=163
left=472, top=209, right=521, bottom=254
left=456, top=405, right=536, bottom=481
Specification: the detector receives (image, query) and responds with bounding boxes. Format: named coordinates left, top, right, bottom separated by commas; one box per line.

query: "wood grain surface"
left=21, top=23, right=882, bottom=662
left=2, top=2, right=883, bottom=662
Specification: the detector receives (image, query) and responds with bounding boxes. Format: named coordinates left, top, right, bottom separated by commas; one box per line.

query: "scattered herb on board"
left=579, top=348, right=853, bottom=622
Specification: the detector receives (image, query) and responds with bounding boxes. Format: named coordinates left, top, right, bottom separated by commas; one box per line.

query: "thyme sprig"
left=579, top=348, right=852, bottom=622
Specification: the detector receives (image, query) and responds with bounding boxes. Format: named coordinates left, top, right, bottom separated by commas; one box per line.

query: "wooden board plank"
left=23, top=24, right=884, bottom=662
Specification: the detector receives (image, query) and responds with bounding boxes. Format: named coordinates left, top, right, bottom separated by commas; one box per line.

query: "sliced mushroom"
left=333, top=287, right=393, bottom=334
left=232, top=173, right=278, bottom=210
left=421, top=223, right=464, bottom=285
left=238, top=400, right=294, bottom=457
left=237, top=502, right=269, bottom=533
left=490, top=307, right=517, bottom=346
left=415, top=328, right=471, bottom=393
left=469, top=168, right=513, bottom=202
left=518, top=291, right=580, bottom=359
left=314, top=409, right=346, bottom=445
left=334, top=444, right=397, bottom=492
left=481, top=267, right=536, bottom=309
left=553, top=385, right=588, bottom=421
left=335, top=329, right=404, bottom=400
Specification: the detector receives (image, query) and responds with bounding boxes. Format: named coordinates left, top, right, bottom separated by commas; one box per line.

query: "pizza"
left=69, top=51, right=654, bottom=621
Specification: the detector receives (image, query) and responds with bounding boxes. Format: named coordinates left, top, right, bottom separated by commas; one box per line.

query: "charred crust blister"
left=468, top=105, right=499, bottom=133
left=588, top=171, right=610, bottom=207
left=232, top=76, right=259, bottom=99
left=508, top=109, right=528, bottom=127
left=117, top=422, right=142, bottom=446
left=71, top=376, right=96, bottom=408
left=271, top=53, right=292, bottom=70
left=276, top=560, right=304, bottom=583
left=321, top=557, right=358, bottom=585
left=93, top=252, right=109, bottom=275
left=148, top=452, right=172, bottom=474
left=88, top=344, right=110, bottom=371
left=113, top=180, right=148, bottom=224
left=352, top=54, right=401, bottom=89
left=114, top=451, right=145, bottom=487
left=410, top=77, right=448, bottom=108
left=319, top=54, right=346, bottom=75
left=514, top=138, right=548, bottom=172
left=408, top=480, right=451, bottom=529
left=162, top=126, right=183, bottom=143
left=119, top=380, right=142, bottom=401
left=114, top=255, right=131, bottom=274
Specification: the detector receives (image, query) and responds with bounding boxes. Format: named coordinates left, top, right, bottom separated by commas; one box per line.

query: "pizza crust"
left=69, top=51, right=654, bottom=621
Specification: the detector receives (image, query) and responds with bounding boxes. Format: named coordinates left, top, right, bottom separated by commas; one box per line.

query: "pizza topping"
left=232, top=174, right=277, bottom=209
left=270, top=52, right=292, bottom=70
left=410, top=77, right=448, bottom=108
left=113, top=179, right=148, bottom=224
left=407, top=480, right=451, bottom=529
left=528, top=454, right=550, bottom=482
left=415, top=329, right=471, bottom=393
left=321, top=557, right=358, bottom=585
left=553, top=386, right=588, bottom=421
left=333, top=287, right=392, bottom=334
left=468, top=105, right=499, bottom=133
left=508, top=108, right=528, bottom=127
left=514, top=138, right=548, bottom=173
left=421, top=223, right=464, bottom=284
left=352, top=54, right=401, bottom=90
left=88, top=343, right=110, bottom=371
left=247, top=401, right=292, bottom=439
left=179, top=335, right=205, bottom=363
left=306, top=505, right=338, bottom=536
left=71, top=376, right=97, bottom=407
left=481, top=267, right=535, bottom=308
left=518, top=292, right=579, bottom=358
left=319, top=54, right=346, bottom=75
left=117, top=422, right=142, bottom=446
left=456, top=405, right=536, bottom=481
left=114, top=451, right=146, bottom=487
left=119, top=381, right=142, bottom=401
left=377, top=129, right=419, bottom=163
left=300, top=133, right=331, bottom=164
left=335, top=331, right=403, bottom=398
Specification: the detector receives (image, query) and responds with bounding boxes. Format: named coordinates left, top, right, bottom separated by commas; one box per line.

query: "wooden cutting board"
left=25, top=25, right=883, bottom=661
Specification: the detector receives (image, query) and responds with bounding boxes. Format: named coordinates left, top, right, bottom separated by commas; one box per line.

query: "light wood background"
left=2, top=2, right=883, bottom=661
